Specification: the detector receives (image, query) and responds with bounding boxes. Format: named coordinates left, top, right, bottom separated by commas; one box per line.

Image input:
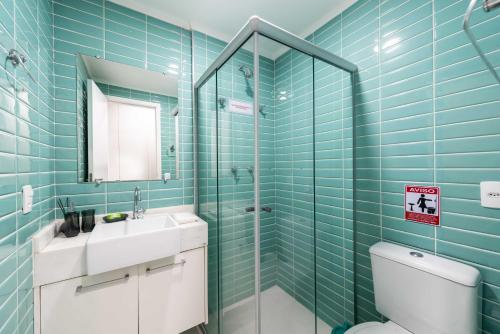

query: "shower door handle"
left=245, top=207, right=272, bottom=213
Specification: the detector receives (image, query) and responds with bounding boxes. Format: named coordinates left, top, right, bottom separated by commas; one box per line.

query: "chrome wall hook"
left=7, top=49, right=27, bottom=67
left=259, top=105, right=266, bottom=116
left=218, top=97, right=226, bottom=109
left=5, top=49, right=36, bottom=84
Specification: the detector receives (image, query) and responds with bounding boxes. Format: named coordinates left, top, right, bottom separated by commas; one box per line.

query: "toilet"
left=346, top=242, right=481, bottom=334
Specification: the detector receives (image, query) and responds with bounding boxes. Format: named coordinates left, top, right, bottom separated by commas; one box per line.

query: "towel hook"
left=6, top=49, right=36, bottom=83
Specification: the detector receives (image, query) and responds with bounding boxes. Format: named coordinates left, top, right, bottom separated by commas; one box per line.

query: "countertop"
left=32, top=205, right=208, bottom=287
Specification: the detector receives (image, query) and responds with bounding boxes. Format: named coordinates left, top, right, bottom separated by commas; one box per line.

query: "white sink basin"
left=87, top=215, right=181, bottom=275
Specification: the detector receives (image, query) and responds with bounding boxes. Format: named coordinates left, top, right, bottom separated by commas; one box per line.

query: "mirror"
left=76, top=54, right=180, bottom=183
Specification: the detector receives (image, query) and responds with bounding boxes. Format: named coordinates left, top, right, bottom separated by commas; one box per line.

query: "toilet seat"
left=345, top=321, right=412, bottom=334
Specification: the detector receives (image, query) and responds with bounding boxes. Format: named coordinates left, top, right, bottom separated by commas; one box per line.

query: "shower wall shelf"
left=463, top=0, right=500, bottom=85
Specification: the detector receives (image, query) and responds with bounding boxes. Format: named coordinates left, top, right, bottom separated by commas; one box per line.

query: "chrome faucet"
left=132, top=187, right=145, bottom=219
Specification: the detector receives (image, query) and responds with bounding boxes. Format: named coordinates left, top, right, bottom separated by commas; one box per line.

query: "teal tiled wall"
left=53, top=0, right=193, bottom=214
left=274, top=49, right=318, bottom=317
left=309, top=0, right=500, bottom=332
left=0, top=0, right=55, bottom=333
left=313, top=47, right=355, bottom=327
left=273, top=47, right=354, bottom=327
left=0, top=0, right=497, bottom=333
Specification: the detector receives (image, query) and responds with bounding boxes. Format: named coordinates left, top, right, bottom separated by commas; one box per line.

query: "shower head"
left=239, top=65, right=253, bottom=79
left=483, top=0, right=500, bottom=11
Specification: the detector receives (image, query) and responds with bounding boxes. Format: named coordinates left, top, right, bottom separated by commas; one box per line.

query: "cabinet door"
left=139, top=248, right=205, bottom=334
left=40, top=267, right=138, bottom=334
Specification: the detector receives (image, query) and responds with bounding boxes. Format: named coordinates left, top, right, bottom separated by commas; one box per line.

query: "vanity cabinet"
left=40, top=267, right=138, bottom=334
left=139, top=247, right=205, bottom=334
left=36, top=247, right=206, bottom=334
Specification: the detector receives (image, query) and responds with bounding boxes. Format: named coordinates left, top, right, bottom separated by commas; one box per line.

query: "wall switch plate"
left=480, top=182, right=500, bottom=209
left=163, top=172, right=171, bottom=181
left=22, top=185, right=34, bottom=214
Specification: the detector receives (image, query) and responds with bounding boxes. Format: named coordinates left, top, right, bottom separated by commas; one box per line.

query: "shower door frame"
left=193, top=16, right=358, bottom=334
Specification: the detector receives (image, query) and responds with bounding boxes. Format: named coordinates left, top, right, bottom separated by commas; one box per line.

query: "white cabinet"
left=40, top=267, right=138, bottom=334
left=36, top=247, right=207, bottom=334
left=139, top=247, right=206, bottom=334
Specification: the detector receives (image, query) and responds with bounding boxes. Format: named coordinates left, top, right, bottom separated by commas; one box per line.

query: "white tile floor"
left=221, top=285, right=332, bottom=334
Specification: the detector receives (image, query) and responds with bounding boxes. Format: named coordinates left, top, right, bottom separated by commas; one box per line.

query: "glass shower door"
left=197, top=28, right=356, bottom=334
left=216, top=36, right=257, bottom=334
left=196, top=74, right=219, bottom=334
left=313, top=59, right=355, bottom=331
left=259, top=36, right=317, bottom=334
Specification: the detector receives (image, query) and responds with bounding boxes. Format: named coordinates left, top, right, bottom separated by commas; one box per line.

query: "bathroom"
left=0, top=0, right=499, bottom=333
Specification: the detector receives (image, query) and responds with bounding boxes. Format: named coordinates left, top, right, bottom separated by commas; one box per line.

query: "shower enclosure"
left=194, top=17, right=357, bottom=334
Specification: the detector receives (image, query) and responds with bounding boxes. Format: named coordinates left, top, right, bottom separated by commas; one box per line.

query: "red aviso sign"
left=404, top=185, right=440, bottom=226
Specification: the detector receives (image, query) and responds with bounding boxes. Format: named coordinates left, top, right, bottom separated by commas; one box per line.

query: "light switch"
left=480, top=182, right=500, bottom=209
left=22, top=185, right=34, bottom=214
left=163, top=172, right=171, bottom=181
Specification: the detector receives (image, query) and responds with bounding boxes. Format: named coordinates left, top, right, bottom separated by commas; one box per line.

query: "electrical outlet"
left=480, top=182, right=500, bottom=209
left=22, top=185, right=34, bottom=214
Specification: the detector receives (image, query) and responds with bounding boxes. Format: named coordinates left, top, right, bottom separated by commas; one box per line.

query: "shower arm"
left=463, top=0, right=500, bottom=85
left=483, top=0, right=500, bottom=11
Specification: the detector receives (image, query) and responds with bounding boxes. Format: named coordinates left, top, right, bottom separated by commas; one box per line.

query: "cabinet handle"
left=146, top=259, right=186, bottom=274
left=76, top=274, right=129, bottom=292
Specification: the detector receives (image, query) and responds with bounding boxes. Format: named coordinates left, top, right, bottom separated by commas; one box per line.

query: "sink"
left=87, top=215, right=181, bottom=275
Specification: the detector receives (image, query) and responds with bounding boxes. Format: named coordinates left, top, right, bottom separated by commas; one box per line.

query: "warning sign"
left=404, top=185, right=440, bottom=226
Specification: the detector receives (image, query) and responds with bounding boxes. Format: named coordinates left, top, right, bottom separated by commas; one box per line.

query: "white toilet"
left=346, top=242, right=481, bottom=334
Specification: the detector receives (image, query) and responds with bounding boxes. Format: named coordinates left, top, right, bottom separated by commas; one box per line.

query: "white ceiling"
left=109, top=0, right=357, bottom=59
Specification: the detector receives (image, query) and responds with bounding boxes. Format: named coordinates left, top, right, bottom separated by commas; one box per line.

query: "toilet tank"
left=369, top=242, right=481, bottom=334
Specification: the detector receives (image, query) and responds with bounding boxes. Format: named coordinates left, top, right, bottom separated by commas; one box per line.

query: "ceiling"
left=109, top=0, right=357, bottom=59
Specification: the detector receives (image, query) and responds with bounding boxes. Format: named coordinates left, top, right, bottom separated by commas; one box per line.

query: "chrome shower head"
left=483, top=0, right=500, bottom=11
left=239, top=65, right=253, bottom=79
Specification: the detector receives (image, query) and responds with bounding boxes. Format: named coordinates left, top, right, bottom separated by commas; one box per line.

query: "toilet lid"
left=345, top=322, right=412, bottom=334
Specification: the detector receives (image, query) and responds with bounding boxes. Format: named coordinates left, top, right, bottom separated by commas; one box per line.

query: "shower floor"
left=222, top=285, right=331, bottom=334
